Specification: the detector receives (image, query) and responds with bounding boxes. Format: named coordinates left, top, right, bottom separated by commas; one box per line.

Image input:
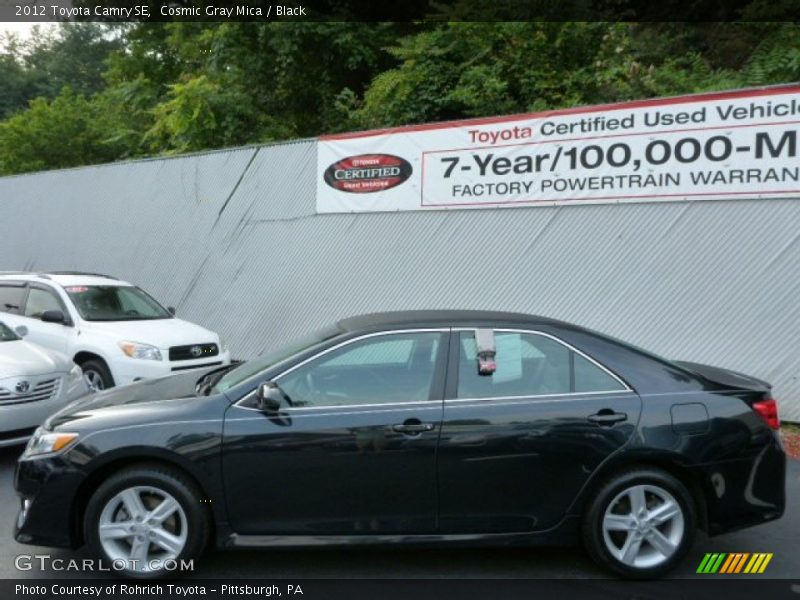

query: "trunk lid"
left=674, top=360, right=771, bottom=394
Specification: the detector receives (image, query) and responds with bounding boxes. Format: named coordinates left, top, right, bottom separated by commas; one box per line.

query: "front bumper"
left=0, top=375, right=89, bottom=447
left=110, top=350, right=231, bottom=386
left=14, top=453, right=85, bottom=548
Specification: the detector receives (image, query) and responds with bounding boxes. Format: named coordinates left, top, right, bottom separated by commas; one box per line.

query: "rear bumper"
left=696, top=434, right=786, bottom=536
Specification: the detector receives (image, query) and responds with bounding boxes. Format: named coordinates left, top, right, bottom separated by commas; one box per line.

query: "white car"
left=0, top=320, right=89, bottom=447
left=0, top=272, right=231, bottom=391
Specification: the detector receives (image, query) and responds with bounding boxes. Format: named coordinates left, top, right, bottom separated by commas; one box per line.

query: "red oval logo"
left=324, top=154, right=412, bottom=193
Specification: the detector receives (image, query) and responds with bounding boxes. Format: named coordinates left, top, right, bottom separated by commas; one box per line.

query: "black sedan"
left=14, top=311, right=785, bottom=579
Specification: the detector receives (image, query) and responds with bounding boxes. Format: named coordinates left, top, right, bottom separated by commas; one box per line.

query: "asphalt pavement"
left=0, top=446, right=797, bottom=580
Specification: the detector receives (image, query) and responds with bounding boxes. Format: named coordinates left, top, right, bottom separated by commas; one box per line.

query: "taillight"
left=753, top=397, right=780, bottom=430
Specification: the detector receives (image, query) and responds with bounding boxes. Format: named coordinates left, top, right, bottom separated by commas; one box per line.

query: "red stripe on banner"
left=320, top=84, right=800, bottom=141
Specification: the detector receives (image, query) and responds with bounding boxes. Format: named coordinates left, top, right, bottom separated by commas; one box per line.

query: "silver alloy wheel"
left=98, top=485, right=188, bottom=573
left=602, top=484, right=685, bottom=569
left=83, top=370, right=105, bottom=392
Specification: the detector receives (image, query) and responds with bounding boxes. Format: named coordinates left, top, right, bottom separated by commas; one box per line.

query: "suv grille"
left=0, top=377, right=61, bottom=406
left=169, top=343, right=219, bottom=362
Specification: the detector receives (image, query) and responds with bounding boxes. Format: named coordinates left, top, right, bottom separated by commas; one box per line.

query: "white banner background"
left=317, top=86, right=800, bottom=213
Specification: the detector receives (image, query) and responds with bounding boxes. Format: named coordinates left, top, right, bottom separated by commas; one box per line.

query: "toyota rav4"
left=0, top=272, right=230, bottom=391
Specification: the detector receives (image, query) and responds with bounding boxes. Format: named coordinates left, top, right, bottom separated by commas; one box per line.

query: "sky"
left=1, top=21, right=55, bottom=41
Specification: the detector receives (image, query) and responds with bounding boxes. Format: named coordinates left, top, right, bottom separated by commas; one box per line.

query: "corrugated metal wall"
left=1, top=140, right=799, bottom=420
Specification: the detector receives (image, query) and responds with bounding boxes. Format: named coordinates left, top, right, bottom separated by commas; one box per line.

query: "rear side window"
left=0, top=284, right=26, bottom=314
left=457, top=331, right=626, bottom=399
left=24, top=287, right=62, bottom=318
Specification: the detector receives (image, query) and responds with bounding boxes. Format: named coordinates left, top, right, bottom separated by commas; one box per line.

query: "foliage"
left=0, top=19, right=798, bottom=175
left=0, top=87, right=130, bottom=173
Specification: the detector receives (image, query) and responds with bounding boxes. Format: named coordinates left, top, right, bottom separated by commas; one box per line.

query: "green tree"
left=0, top=87, right=129, bottom=174
left=0, top=24, right=123, bottom=119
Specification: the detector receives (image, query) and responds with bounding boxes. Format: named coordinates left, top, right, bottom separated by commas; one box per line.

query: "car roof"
left=337, top=310, right=575, bottom=332
left=0, top=272, right=131, bottom=287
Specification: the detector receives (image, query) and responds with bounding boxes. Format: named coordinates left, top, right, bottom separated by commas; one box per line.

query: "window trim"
left=448, top=327, right=632, bottom=401
left=234, top=328, right=450, bottom=412
left=22, top=283, right=74, bottom=327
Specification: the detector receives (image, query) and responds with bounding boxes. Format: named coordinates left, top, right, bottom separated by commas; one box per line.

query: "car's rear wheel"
left=582, top=468, right=696, bottom=579
left=84, top=465, right=209, bottom=578
left=80, top=359, right=114, bottom=391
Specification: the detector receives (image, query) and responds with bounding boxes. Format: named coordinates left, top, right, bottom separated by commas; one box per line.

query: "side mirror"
left=41, top=310, right=66, bottom=324
left=15, top=325, right=28, bottom=337
left=167, top=306, right=176, bottom=316
left=256, top=382, right=284, bottom=412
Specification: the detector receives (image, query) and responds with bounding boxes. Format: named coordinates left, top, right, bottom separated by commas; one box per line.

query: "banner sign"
left=316, top=86, right=800, bottom=213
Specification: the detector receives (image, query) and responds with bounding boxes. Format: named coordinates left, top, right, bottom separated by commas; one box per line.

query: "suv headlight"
left=118, top=341, right=162, bottom=361
left=23, top=429, right=79, bottom=459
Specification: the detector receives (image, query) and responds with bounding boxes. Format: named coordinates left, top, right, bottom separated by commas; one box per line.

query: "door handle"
left=588, top=410, right=627, bottom=426
left=392, top=419, right=435, bottom=435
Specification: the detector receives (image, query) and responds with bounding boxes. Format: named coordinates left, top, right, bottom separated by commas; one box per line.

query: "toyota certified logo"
left=324, top=154, right=412, bottom=194
left=190, top=346, right=203, bottom=358
left=15, top=381, right=31, bottom=394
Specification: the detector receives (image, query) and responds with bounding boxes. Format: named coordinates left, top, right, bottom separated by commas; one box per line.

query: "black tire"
left=80, top=359, right=115, bottom=391
left=582, top=467, right=697, bottom=579
left=84, top=464, right=210, bottom=579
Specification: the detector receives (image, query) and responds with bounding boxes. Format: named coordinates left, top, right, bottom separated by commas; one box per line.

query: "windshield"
left=64, top=285, right=172, bottom=321
left=212, top=326, right=341, bottom=394
left=0, top=321, right=19, bottom=342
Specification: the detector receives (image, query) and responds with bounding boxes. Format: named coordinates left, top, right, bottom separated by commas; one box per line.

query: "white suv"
left=0, top=272, right=230, bottom=391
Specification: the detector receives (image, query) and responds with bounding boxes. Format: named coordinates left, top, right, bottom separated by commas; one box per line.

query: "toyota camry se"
left=14, top=311, right=785, bottom=579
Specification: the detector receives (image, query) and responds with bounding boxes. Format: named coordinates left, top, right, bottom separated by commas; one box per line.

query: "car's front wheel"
left=84, top=465, right=210, bottom=578
left=582, top=467, right=696, bottom=579
left=80, top=359, right=115, bottom=392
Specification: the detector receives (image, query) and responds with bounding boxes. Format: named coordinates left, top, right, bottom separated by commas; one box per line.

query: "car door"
left=222, top=329, right=449, bottom=536
left=19, top=284, right=71, bottom=355
left=437, top=328, right=641, bottom=534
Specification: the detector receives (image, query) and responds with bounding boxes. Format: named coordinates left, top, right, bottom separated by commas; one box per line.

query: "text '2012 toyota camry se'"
left=14, top=311, right=785, bottom=579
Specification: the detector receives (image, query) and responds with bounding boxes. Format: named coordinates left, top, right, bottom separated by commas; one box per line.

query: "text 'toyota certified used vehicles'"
left=14, top=312, right=785, bottom=579
left=0, top=271, right=231, bottom=391
left=0, top=320, right=89, bottom=446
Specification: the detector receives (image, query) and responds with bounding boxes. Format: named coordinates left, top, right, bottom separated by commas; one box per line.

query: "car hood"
left=80, top=317, right=220, bottom=349
left=0, top=340, right=72, bottom=378
left=45, top=365, right=225, bottom=431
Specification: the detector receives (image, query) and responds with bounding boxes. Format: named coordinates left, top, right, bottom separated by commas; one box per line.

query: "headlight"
left=66, top=363, right=83, bottom=384
left=23, top=429, right=79, bottom=459
left=118, top=341, right=162, bottom=361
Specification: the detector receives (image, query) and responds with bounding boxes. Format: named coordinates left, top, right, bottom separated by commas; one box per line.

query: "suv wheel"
left=81, top=359, right=114, bottom=391
left=84, top=465, right=210, bottom=578
left=582, top=468, right=696, bottom=579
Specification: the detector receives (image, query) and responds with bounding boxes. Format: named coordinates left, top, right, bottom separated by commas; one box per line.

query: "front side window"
left=0, top=284, right=26, bottom=314
left=64, top=285, right=171, bottom=321
left=24, top=287, right=62, bottom=318
left=278, top=332, right=443, bottom=407
left=457, top=331, right=625, bottom=399
left=0, top=321, right=19, bottom=342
